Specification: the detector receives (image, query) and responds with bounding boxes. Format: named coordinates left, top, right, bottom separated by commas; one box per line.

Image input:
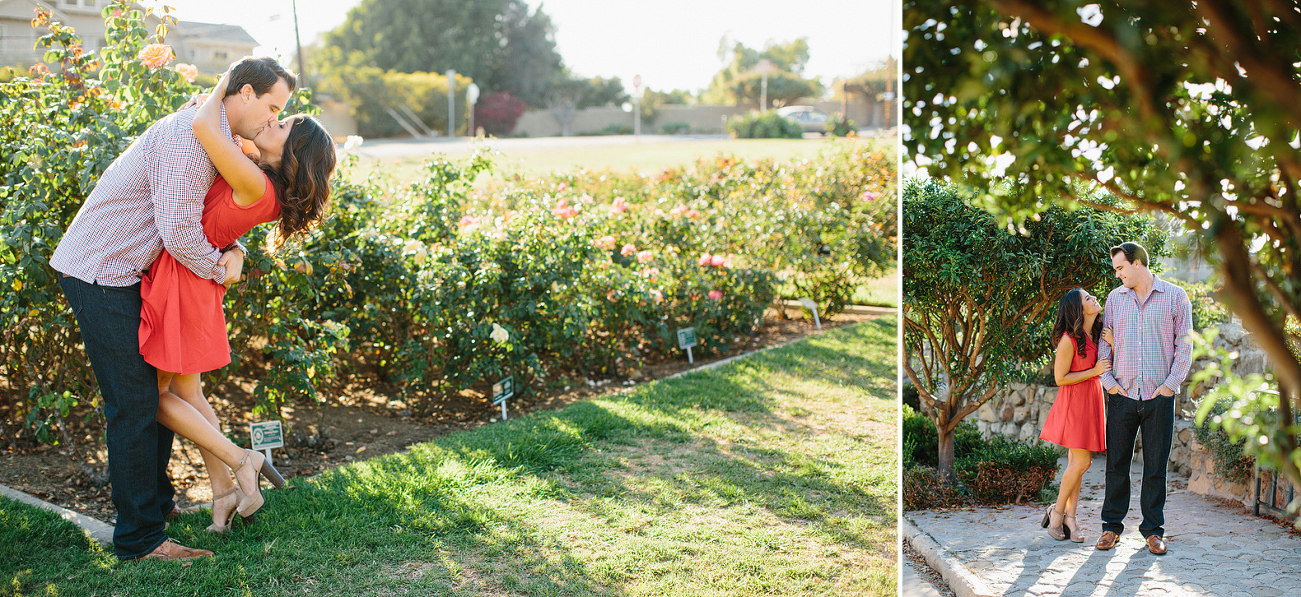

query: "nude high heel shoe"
left=207, top=486, right=242, bottom=533
left=230, top=449, right=286, bottom=517
left=1041, top=506, right=1068, bottom=541
left=1065, top=515, right=1085, bottom=543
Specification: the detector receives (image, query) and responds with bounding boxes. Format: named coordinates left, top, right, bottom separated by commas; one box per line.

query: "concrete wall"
left=512, top=99, right=888, bottom=138
left=317, top=96, right=357, bottom=140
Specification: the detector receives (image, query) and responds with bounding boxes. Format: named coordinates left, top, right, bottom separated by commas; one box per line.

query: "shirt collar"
left=1118, top=274, right=1169, bottom=297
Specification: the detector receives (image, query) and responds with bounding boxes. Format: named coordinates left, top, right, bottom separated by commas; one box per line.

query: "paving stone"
left=905, top=454, right=1301, bottom=597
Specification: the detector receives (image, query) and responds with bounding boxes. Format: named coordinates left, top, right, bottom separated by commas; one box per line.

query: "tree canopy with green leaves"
left=904, top=178, right=1165, bottom=481
left=321, top=0, right=562, bottom=106
left=702, top=38, right=822, bottom=107
left=904, top=0, right=1301, bottom=497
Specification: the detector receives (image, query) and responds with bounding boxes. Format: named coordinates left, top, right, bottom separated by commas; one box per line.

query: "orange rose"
left=174, top=62, right=198, bottom=83
left=137, top=44, right=173, bottom=69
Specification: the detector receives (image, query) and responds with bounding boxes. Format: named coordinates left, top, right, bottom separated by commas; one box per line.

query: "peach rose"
left=698, top=253, right=712, bottom=266
left=637, top=250, right=653, bottom=264
left=137, top=43, right=174, bottom=69
left=649, top=289, right=663, bottom=303
left=708, top=290, right=723, bottom=300
left=174, top=62, right=198, bottom=83
left=612, top=197, right=630, bottom=213
left=710, top=255, right=726, bottom=267
left=620, top=244, right=637, bottom=256
left=594, top=235, right=616, bottom=250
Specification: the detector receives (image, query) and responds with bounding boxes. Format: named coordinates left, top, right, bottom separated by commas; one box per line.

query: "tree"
left=544, top=75, right=626, bottom=136
left=701, top=38, right=822, bottom=106
left=904, top=0, right=1301, bottom=497
left=321, top=0, right=562, bottom=106
left=903, top=179, right=1165, bottom=481
left=474, top=90, right=527, bottom=137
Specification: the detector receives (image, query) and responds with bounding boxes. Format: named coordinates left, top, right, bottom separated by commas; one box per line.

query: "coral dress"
left=1039, top=334, right=1107, bottom=451
left=139, top=174, right=278, bottom=374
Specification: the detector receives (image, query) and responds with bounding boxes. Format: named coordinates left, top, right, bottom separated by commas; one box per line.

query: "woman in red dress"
left=139, top=66, right=336, bottom=531
left=1039, top=288, right=1112, bottom=543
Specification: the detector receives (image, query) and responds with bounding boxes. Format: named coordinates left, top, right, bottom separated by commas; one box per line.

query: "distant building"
left=0, top=0, right=257, bottom=73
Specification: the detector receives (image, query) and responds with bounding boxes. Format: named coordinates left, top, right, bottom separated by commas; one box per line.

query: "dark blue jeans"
left=59, top=275, right=175, bottom=559
left=1101, top=391, right=1174, bottom=538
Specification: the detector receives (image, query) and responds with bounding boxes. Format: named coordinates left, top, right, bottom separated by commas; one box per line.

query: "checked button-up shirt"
left=51, top=105, right=238, bottom=287
left=1098, top=276, right=1194, bottom=401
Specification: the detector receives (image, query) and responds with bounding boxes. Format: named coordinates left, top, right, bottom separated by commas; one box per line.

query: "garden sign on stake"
left=249, top=420, right=284, bottom=466
left=492, top=376, right=514, bottom=420
left=799, top=297, right=821, bottom=330
left=677, top=327, right=697, bottom=363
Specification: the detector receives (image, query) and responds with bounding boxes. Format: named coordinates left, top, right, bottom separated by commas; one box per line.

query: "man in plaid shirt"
left=1093, top=242, right=1193, bottom=556
left=50, top=57, right=295, bottom=562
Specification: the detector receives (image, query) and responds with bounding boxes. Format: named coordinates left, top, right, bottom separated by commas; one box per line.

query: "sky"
left=139, top=0, right=898, bottom=93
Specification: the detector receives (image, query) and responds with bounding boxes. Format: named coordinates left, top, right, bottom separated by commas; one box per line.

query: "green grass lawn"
left=1, top=318, right=898, bottom=597
left=350, top=136, right=895, bottom=185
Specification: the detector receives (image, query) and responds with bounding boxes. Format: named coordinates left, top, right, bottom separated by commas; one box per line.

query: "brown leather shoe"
left=1095, top=530, right=1118, bottom=551
left=133, top=539, right=214, bottom=561
left=163, top=505, right=183, bottom=520
left=1146, top=534, right=1167, bottom=555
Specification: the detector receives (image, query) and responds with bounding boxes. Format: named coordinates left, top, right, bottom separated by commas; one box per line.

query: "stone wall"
left=970, top=320, right=1269, bottom=492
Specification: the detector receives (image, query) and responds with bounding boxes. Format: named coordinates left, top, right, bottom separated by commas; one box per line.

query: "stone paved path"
left=906, top=455, right=1301, bottom=596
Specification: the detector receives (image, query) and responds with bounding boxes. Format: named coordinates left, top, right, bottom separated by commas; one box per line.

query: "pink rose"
left=725, top=253, right=735, bottom=268
left=861, top=191, right=878, bottom=202
left=612, top=197, right=630, bottom=213
left=174, top=63, right=198, bottom=83
left=137, top=43, right=173, bottom=69
left=621, top=244, right=637, bottom=256
left=557, top=182, right=568, bottom=192
left=505, top=209, right=519, bottom=222
left=698, top=253, right=712, bottom=266
left=594, top=235, right=616, bottom=250
left=708, top=290, right=723, bottom=300
left=552, top=198, right=579, bottom=219
left=649, top=289, right=663, bottom=303
left=641, top=267, right=659, bottom=281
left=711, top=255, right=726, bottom=267
left=686, top=209, right=701, bottom=220
left=458, top=215, right=478, bottom=228
left=580, top=194, right=594, bottom=204
left=669, top=204, right=687, bottom=217
left=637, top=250, right=653, bottom=264
left=607, top=289, right=618, bottom=301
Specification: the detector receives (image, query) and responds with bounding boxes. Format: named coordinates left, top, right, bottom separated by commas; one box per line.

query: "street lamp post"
left=466, top=82, right=480, bottom=136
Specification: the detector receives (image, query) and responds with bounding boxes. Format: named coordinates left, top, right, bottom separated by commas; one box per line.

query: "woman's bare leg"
left=1056, top=448, right=1092, bottom=537
left=155, top=371, right=261, bottom=513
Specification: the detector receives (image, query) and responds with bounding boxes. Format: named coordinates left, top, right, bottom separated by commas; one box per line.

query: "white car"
left=776, top=106, right=831, bottom=133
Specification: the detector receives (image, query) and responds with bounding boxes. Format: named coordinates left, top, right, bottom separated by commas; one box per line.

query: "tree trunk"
left=938, top=426, right=956, bottom=484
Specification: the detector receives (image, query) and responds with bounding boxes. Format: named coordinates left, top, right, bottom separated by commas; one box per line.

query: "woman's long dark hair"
left=1051, top=288, right=1103, bottom=358
left=262, top=115, right=336, bottom=252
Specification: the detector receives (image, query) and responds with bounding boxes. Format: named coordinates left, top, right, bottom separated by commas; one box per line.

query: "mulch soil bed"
left=0, top=309, right=880, bottom=525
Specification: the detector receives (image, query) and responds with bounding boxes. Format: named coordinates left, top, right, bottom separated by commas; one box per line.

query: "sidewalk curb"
left=903, top=518, right=996, bottom=597
left=0, top=483, right=113, bottom=546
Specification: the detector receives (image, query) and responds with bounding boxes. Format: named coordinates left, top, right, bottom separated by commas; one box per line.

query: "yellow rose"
left=137, top=43, right=173, bottom=69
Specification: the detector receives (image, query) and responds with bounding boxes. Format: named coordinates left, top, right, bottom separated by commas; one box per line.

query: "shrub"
left=1192, top=395, right=1255, bottom=485
left=954, top=436, right=1062, bottom=504
left=1168, top=278, right=1230, bottom=331
left=320, top=65, right=470, bottom=138
left=474, top=91, right=527, bottom=137
left=658, top=121, right=691, bottom=134
left=826, top=116, right=856, bottom=136
left=903, top=465, right=970, bottom=511
left=726, top=110, right=803, bottom=139
left=583, top=123, right=632, bottom=136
